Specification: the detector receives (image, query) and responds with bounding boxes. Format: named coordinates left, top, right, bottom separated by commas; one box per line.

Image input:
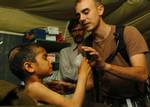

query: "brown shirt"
left=93, top=25, right=149, bottom=98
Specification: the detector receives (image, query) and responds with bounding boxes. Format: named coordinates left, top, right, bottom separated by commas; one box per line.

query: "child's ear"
left=24, top=62, right=35, bottom=73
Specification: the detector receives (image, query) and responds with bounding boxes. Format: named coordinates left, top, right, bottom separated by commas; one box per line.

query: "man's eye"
left=84, top=10, right=89, bottom=15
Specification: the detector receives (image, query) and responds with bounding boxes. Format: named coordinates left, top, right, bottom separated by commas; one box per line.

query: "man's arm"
left=81, top=46, right=148, bottom=82
left=103, top=26, right=149, bottom=82
left=104, top=53, right=148, bottom=82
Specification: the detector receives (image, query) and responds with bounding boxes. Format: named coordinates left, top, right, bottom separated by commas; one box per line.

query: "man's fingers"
left=89, top=51, right=99, bottom=56
left=81, top=46, right=99, bottom=56
left=90, top=61, right=96, bottom=66
left=81, top=46, right=95, bottom=51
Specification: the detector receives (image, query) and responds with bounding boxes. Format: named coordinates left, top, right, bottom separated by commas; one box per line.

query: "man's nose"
left=79, top=14, right=86, bottom=23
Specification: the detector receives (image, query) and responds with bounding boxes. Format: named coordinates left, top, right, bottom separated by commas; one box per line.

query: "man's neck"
left=93, top=19, right=111, bottom=40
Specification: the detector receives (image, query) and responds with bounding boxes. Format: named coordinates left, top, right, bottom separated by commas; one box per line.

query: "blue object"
left=30, top=28, right=46, bottom=40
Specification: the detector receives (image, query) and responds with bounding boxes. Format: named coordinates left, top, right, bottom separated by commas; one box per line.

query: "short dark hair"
left=68, top=18, right=80, bottom=33
left=8, top=43, right=41, bottom=81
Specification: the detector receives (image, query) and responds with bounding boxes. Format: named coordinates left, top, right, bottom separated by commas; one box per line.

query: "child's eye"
left=43, top=53, right=47, bottom=60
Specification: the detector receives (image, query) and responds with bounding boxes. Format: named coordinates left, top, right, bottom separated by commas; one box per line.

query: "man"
left=75, top=0, right=149, bottom=107
left=58, top=18, right=94, bottom=106
left=59, top=18, right=93, bottom=90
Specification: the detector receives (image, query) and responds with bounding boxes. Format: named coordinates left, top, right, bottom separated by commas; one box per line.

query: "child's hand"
left=79, top=58, right=91, bottom=76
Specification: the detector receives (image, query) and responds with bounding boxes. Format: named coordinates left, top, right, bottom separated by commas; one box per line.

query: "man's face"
left=75, top=0, right=103, bottom=32
left=71, top=24, right=85, bottom=44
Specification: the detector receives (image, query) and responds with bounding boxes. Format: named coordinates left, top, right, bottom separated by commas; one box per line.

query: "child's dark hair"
left=68, top=18, right=80, bottom=33
left=8, top=43, right=41, bottom=81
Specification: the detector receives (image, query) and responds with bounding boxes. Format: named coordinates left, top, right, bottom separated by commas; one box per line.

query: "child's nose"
left=47, top=53, right=55, bottom=63
left=47, top=57, right=52, bottom=64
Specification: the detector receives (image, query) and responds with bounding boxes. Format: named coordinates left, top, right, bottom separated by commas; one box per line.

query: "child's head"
left=8, top=43, right=53, bottom=81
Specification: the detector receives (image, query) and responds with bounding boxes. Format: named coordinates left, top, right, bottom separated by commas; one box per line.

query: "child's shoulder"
left=26, top=82, right=45, bottom=91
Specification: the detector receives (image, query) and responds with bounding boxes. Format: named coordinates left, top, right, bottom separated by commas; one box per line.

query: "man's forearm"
left=104, top=63, right=148, bottom=82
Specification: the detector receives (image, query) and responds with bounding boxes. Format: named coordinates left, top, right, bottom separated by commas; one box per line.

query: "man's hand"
left=81, top=46, right=106, bottom=69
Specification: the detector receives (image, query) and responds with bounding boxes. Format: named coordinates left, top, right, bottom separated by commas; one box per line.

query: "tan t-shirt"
left=93, top=25, right=149, bottom=98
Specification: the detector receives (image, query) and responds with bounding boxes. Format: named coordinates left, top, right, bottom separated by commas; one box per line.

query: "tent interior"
left=0, top=0, right=150, bottom=83
left=0, top=0, right=149, bottom=42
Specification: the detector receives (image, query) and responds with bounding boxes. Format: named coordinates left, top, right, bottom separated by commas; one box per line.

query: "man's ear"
left=97, top=4, right=104, bottom=16
left=24, top=62, right=35, bottom=73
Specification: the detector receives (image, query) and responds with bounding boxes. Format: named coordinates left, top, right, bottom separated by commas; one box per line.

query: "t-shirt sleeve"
left=124, top=26, right=149, bottom=57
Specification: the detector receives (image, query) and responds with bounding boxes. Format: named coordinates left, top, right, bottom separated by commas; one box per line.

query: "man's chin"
left=84, top=26, right=93, bottom=32
left=74, top=39, right=84, bottom=44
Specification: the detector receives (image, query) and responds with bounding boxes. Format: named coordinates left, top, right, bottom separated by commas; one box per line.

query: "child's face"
left=33, top=47, right=53, bottom=78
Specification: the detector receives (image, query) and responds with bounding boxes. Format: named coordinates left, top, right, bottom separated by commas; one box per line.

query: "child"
left=8, top=43, right=91, bottom=107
